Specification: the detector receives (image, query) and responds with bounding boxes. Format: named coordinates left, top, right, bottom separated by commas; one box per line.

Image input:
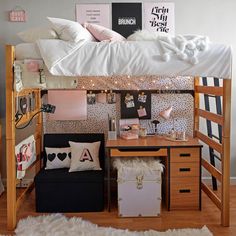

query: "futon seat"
left=34, top=133, right=105, bottom=213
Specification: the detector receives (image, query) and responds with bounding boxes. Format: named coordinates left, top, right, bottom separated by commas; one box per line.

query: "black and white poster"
left=112, top=3, right=142, bottom=38
left=144, top=2, right=175, bottom=34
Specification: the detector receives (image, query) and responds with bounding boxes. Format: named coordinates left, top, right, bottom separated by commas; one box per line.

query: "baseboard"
left=202, top=177, right=236, bottom=185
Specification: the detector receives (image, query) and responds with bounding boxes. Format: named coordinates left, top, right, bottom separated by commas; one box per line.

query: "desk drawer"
left=170, top=162, right=199, bottom=177
left=110, top=148, right=167, bottom=157
left=170, top=177, right=199, bottom=210
left=170, top=148, right=200, bottom=163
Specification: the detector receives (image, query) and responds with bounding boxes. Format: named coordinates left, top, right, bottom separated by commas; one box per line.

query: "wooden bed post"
left=6, top=45, right=17, bottom=230
left=221, top=79, right=231, bottom=226
left=194, top=77, right=200, bottom=137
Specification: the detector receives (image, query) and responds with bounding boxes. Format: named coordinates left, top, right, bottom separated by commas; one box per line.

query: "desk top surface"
left=106, top=135, right=202, bottom=148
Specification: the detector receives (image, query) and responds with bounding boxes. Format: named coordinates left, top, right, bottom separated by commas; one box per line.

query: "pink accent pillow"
left=84, top=23, right=126, bottom=42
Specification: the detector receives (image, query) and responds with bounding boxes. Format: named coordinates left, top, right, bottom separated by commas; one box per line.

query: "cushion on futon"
left=35, top=168, right=103, bottom=183
left=42, top=133, right=105, bottom=170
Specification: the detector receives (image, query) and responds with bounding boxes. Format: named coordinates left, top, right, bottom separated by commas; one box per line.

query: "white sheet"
left=37, top=39, right=232, bottom=79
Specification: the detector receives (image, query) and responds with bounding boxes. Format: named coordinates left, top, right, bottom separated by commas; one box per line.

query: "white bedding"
left=36, top=38, right=232, bottom=79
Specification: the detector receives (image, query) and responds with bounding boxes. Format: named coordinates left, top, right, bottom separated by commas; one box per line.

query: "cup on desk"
left=139, top=127, right=147, bottom=138
left=176, top=131, right=186, bottom=140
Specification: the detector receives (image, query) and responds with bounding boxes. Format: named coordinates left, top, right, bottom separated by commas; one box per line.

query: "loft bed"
left=5, top=37, right=232, bottom=230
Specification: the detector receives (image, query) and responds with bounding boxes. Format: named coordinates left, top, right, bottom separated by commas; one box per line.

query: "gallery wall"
left=0, top=0, right=235, bottom=178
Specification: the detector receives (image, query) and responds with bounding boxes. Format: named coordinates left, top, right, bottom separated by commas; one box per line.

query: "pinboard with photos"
left=120, top=90, right=151, bottom=119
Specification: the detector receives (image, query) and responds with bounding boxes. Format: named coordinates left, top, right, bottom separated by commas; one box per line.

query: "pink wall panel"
left=48, top=90, right=87, bottom=120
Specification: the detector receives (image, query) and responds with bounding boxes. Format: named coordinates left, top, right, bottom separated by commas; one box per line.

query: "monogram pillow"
left=45, top=147, right=71, bottom=170
left=68, top=141, right=101, bottom=172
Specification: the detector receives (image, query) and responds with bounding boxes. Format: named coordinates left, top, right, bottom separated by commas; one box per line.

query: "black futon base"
left=34, top=133, right=105, bottom=213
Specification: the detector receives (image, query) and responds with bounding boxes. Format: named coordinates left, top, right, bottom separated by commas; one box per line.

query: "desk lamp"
left=159, top=106, right=175, bottom=131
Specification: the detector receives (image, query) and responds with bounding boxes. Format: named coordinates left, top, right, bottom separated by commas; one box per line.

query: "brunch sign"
left=112, top=3, right=142, bottom=38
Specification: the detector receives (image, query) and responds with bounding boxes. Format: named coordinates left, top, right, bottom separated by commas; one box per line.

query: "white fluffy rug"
left=15, top=214, right=213, bottom=236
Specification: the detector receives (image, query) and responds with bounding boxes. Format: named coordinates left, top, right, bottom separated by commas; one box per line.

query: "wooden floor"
left=0, top=186, right=236, bottom=235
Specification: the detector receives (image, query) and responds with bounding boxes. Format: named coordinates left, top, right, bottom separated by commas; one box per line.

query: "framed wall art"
left=76, top=4, right=110, bottom=28
left=112, top=2, right=142, bottom=38
left=144, top=2, right=175, bottom=34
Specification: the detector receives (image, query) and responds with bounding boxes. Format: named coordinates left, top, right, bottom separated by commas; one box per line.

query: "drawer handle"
left=179, top=168, right=191, bottom=172
left=179, top=189, right=191, bottom=193
left=179, top=153, right=191, bottom=157
left=117, top=148, right=160, bottom=152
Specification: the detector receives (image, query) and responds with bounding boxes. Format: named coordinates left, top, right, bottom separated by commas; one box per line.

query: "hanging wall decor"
left=112, top=2, right=142, bottom=38
left=87, top=91, right=96, bottom=105
left=144, top=2, right=175, bottom=34
left=48, top=90, right=87, bottom=120
left=76, top=4, right=110, bottom=28
left=9, top=6, right=26, bottom=22
left=121, top=91, right=151, bottom=119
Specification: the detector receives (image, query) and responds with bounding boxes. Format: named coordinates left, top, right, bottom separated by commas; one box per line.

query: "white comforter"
left=37, top=37, right=232, bottom=78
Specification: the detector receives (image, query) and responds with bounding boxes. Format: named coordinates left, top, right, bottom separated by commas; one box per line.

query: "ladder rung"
left=212, top=153, right=221, bottom=161
left=207, top=95, right=217, bottom=98
left=211, top=134, right=220, bottom=140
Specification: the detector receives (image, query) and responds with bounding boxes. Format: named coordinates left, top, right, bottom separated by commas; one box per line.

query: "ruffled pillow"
left=47, top=17, right=95, bottom=42
left=84, top=23, right=125, bottom=42
left=17, top=27, right=58, bottom=43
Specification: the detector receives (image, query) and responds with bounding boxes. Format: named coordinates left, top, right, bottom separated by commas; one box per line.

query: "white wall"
left=0, top=0, right=235, bottom=177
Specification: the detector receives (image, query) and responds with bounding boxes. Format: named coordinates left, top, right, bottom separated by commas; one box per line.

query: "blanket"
left=36, top=35, right=232, bottom=78
left=127, top=30, right=210, bottom=65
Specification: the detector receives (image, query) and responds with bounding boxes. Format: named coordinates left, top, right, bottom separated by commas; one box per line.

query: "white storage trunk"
left=117, top=167, right=162, bottom=217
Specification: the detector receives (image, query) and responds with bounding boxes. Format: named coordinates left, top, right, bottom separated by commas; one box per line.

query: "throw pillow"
left=45, top=147, right=71, bottom=170
left=83, top=23, right=125, bottom=42
left=69, top=141, right=101, bottom=172
left=17, top=27, right=58, bottom=43
left=47, top=17, right=95, bottom=42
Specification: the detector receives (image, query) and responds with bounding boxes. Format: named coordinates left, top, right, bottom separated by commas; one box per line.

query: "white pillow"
left=17, top=27, right=58, bottom=43
left=69, top=141, right=101, bottom=172
left=47, top=17, right=95, bottom=42
left=15, top=43, right=42, bottom=60
left=45, top=147, right=71, bottom=170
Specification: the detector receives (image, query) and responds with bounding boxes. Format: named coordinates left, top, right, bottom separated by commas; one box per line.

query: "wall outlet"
left=16, top=178, right=33, bottom=188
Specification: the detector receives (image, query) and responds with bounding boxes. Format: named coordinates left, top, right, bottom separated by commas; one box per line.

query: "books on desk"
left=120, top=132, right=139, bottom=140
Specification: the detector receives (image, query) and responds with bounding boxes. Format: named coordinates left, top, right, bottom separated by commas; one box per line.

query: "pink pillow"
left=84, top=23, right=125, bottom=42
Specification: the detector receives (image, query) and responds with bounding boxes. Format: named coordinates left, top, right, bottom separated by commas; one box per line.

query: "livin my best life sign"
left=144, top=2, right=175, bottom=35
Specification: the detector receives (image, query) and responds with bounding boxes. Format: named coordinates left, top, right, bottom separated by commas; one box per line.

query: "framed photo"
left=144, top=2, right=175, bottom=34
left=112, top=3, right=142, bottom=38
left=76, top=4, right=110, bottom=28
left=107, top=91, right=116, bottom=104
left=121, top=91, right=151, bottom=119
left=87, top=92, right=96, bottom=105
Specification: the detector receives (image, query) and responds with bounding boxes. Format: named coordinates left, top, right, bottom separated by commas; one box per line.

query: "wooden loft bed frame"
left=5, top=44, right=231, bottom=230
left=6, top=45, right=43, bottom=230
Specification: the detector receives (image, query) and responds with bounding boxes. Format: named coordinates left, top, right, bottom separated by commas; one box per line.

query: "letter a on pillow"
left=69, top=141, right=101, bottom=172
left=80, top=148, right=93, bottom=162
